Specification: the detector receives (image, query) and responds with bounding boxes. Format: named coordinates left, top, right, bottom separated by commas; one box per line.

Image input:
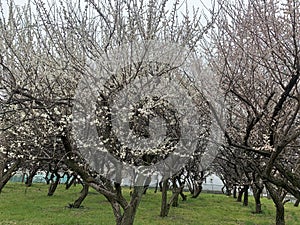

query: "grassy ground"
left=0, top=183, right=299, bottom=225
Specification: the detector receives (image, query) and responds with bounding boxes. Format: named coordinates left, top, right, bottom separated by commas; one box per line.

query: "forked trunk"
left=119, top=206, right=136, bottom=225
left=118, top=186, right=144, bottom=225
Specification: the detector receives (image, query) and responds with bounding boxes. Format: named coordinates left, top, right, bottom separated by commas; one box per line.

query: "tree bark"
left=70, top=182, right=89, bottom=208
left=233, top=186, right=237, bottom=198
left=294, top=199, right=299, bottom=207
left=160, top=179, right=169, bottom=217
left=172, top=193, right=179, bottom=207
left=243, top=185, right=249, bottom=206
left=252, top=175, right=263, bottom=213
left=159, top=180, right=163, bottom=192
left=143, top=176, right=151, bottom=194
left=191, top=182, right=202, bottom=198
left=48, top=173, right=60, bottom=196
left=253, top=187, right=263, bottom=213
left=44, top=169, right=51, bottom=185
left=180, top=190, right=187, bottom=201
left=119, top=186, right=144, bottom=225
left=154, top=180, right=159, bottom=193
left=0, top=159, right=21, bottom=193
left=65, top=175, right=77, bottom=190
left=265, top=183, right=285, bottom=225
left=186, top=177, right=194, bottom=195
left=226, top=186, right=232, bottom=196
left=275, top=202, right=285, bottom=225
left=91, top=182, right=145, bottom=225
left=237, top=187, right=244, bottom=202
left=25, top=165, right=38, bottom=187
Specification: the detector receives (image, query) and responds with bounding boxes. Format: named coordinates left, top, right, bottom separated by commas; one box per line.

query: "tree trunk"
left=237, top=187, right=244, bottom=202
left=70, top=183, right=89, bottom=208
left=48, top=173, right=60, bottom=196
left=65, top=175, right=76, bottom=190
left=253, top=188, right=262, bottom=213
left=294, top=199, right=299, bottom=207
left=275, top=202, right=285, bottom=225
left=160, top=177, right=184, bottom=216
left=0, top=173, right=13, bottom=193
left=21, top=172, right=26, bottom=183
left=171, top=177, right=182, bottom=207
left=186, top=177, right=194, bottom=194
left=251, top=173, right=264, bottom=213
left=119, top=186, right=144, bottom=225
left=171, top=183, right=182, bottom=207
left=180, top=190, right=187, bottom=201
left=143, top=176, right=151, bottom=194
left=160, top=179, right=169, bottom=217
left=119, top=207, right=135, bottom=225
left=243, top=185, right=249, bottom=206
left=44, top=169, right=51, bottom=185
left=0, top=159, right=21, bottom=193
left=233, top=186, right=237, bottom=198
left=25, top=166, right=38, bottom=187
left=265, top=182, right=285, bottom=225
left=191, top=182, right=202, bottom=198
left=172, top=193, right=179, bottom=207
left=159, top=180, right=163, bottom=192
left=92, top=182, right=145, bottom=225
left=226, top=186, right=232, bottom=196
left=154, top=180, right=159, bottom=193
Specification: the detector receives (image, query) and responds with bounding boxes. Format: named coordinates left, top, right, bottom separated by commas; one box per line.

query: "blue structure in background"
left=10, top=172, right=69, bottom=184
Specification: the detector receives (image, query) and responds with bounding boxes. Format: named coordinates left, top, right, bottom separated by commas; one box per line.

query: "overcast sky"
left=2, top=0, right=214, bottom=15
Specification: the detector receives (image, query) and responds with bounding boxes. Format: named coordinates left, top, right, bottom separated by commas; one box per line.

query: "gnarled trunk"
left=265, top=182, right=285, bottom=225
left=119, top=186, right=144, bottom=225
left=90, top=181, right=144, bottom=225
left=0, top=159, right=21, bottom=193
left=70, top=182, right=89, bottom=208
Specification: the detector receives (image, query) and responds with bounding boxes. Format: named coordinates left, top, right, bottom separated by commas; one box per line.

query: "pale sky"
left=2, top=0, right=214, bottom=15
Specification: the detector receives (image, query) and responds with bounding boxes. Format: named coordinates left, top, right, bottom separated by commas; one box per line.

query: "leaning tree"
left=205, top=0, right=300, bottom=224
left=1, top=0, right=218, bottom=224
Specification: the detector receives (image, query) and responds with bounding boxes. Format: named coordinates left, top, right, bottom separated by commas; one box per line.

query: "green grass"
left=0, top=183, right=299, bottom=225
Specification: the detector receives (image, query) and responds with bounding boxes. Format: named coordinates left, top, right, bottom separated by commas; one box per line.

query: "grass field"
left=0, top=183, right=299, bottom=225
